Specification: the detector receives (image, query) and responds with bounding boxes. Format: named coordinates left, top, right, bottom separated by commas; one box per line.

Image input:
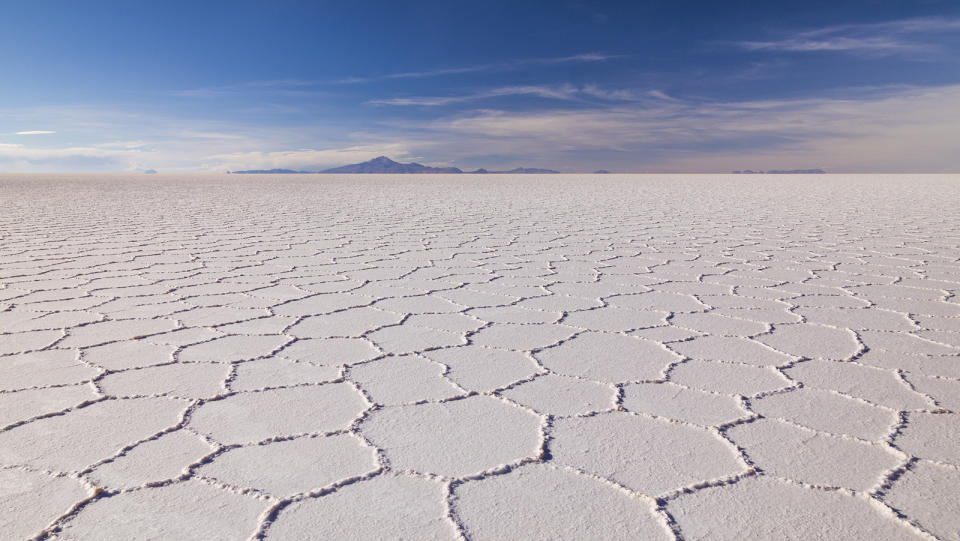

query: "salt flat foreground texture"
left=1, top=173, right=959, bottom=540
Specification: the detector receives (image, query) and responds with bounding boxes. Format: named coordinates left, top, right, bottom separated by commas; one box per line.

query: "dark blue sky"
left=2, top=0, right=958, bottom=172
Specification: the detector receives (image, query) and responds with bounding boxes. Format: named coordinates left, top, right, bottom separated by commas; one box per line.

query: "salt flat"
left=1, top=173, right=959, bottom=540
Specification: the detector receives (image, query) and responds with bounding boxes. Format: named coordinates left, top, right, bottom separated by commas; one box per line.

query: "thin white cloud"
left=382, top=66, right=495, bottom=80
left=15, top=130, right=55, bottom=135
left=3, top=84, right=959, bottom=173
left=168, top=54, right=625, bottom=96
left=646, top=90, right=680, bottom=101
left=370, top=84, right=658, bottom=107
left=418, top=84, right=960, bottom=172
left=337, top=66, right=498, bottom=85
left=369, top=85, right=583, bottom=106
left=539, top=53, right=627, bottom=63
left=803, top=16, right=960, bottom=37
left=739, top=37, right=929, bottom=54
left=734, top=16, right=960, bottom=56
left=336, top=53, right=623, bottom=84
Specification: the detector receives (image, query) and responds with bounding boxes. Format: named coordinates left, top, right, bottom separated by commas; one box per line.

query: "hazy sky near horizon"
left=1, top=0, right=959, bottom=173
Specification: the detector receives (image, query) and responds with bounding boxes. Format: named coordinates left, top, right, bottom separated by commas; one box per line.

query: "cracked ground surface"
left=1, top=173, right=959, bottom=540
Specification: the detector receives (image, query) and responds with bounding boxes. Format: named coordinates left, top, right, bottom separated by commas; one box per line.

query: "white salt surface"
left=0, top=173, right=958, bottom=540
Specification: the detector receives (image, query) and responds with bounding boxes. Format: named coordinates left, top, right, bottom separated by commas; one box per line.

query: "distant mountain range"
left=230, top=156, right=560, bottom=174
left=228, top=168, right=312, bottom=174
left=466, top=166, right=562, bottom=174
left=321, top=156, right=463, bottom=174
left=732, top=169, right=826, bottom=174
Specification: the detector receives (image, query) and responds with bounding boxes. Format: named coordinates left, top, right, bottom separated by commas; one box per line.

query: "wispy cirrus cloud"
left=420, top=84, right=960, bottom=172
left=169, top=53, right=624, bottom=96
left=369, top=84, right=674, bottom=106
left=15, top=130, right=56, bottom=135
left=734, top=16, right=960, bottom=56
left=738, top=36, right=930, bottom=54
left=804, top=17, right=960, bottom=37
left=336, top=66, right=497, bottom=84
left=336, top=53, right=625, bottom=84
left=369, top=85, right=583, bottom=106
left=4, top=84, right=959, bottom=173
left=168, top=82, right=332, bottom=99
left=542, top=53, right=625, bottom=63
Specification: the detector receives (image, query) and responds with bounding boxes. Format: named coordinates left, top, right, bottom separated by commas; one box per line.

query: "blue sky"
left=1, top=0, right=959, bottom=172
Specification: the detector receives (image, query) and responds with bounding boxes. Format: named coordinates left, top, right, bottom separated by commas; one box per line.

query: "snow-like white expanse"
left=1, top=174, right=959, bottom=540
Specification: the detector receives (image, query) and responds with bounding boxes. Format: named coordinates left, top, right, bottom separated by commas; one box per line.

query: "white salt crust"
left=0, top=173, right=957, bottom=539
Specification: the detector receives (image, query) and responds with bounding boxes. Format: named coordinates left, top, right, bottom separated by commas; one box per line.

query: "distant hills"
left=230, top=156, right=560, bottom=174
left=732, top=169, right=826, bottom=174
left=225, top=159, right=831, bottom=176
left=487, top=167, right=561, bottom=174
left=229, top=168, right=311, bottom=174
left=321, top=156, right=463, bottom=174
